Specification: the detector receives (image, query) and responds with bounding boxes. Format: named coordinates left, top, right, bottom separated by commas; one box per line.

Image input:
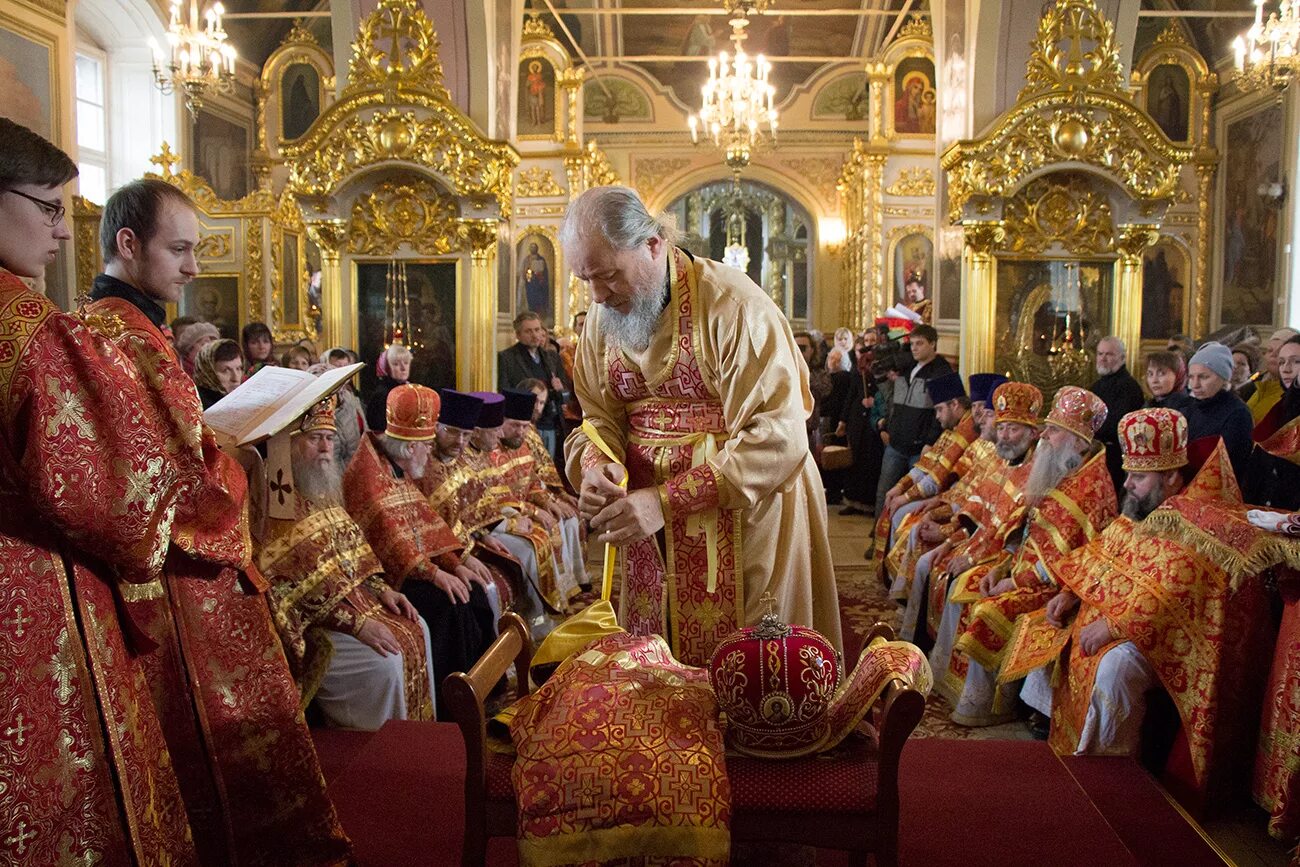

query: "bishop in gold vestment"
left=563, top=187, right=840, bottom=665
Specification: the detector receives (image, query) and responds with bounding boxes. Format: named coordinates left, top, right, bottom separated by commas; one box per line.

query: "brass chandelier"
left=148, top=0, right=237, bottom=115
left=1234, top=0, right=1300, bottom=92
left=687, top=0, right=778, bottom=171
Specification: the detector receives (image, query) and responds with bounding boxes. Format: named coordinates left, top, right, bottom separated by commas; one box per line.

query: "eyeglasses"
left=5, top=189, right=65, bottom=227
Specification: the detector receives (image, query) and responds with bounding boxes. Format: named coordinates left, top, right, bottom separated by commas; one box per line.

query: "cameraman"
left=498, top=311, right=572, bottom=463
left=874, top=324, right=952, bottom=521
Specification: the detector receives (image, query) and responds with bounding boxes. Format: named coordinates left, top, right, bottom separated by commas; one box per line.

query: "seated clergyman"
left=343, top=383, right=498, bottom=706
left=258, top=398, right=436, bottom=730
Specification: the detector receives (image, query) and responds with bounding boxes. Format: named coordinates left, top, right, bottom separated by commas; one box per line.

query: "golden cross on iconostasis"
left=149, top=143, right=181, bottom=178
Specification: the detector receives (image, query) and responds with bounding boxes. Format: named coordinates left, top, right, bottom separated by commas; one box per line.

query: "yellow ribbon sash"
left=580, top=420, right=627, bottom=601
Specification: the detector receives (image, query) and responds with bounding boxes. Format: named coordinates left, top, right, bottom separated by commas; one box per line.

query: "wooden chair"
left=443, top=617, right=926, bottom=867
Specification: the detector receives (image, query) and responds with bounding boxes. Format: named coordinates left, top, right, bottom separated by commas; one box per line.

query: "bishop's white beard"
left=1023, top=438, right=1083, bottom=505
left=292, top=452, right=343, bottom=506
left=599, top=285, right=668, bottom=353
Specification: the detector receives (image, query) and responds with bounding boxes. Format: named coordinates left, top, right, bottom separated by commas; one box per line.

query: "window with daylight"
left=75, top=49, right=109, bottom=204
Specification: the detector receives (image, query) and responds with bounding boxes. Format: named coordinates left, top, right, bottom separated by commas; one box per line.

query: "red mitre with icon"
left=1044, top=385, right=1108, bottom=444
left=991, top=381, right=1044, bottom=428
left=1119, top=407, right=1188, bottom=473
left=386, top=383, right=440, bottom=441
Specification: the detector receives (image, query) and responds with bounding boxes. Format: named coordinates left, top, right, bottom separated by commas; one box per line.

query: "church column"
left=1192, top=72, right=1218, bottom=340
left=462, top=219, right=499, bottom=392
left=304, top=218, right=348, bottom=350
left=1115, top=223, right=1159, bottom=364
left=960, top=219, right=1004, bottom=380
left=558, top=67, right=584, bottom=147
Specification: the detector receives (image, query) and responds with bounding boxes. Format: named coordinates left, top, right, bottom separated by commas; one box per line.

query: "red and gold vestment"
left=1255, top=575, right=1300, bottom=848
left=82, top=292, right=349, bottom=865
left=874, top=410, right=977, bottom=577
left=567, top=247, right=840, bottom=664
left=955, top=446, right=1117, bottom=672
left=0, top=272, right=198, bottom=865
left=259, top=500, right=434, bottom=719
left=1005, top=444, right=1286, bottom=803
left=343, top=432, right=463, bottom=587
left=508, top=631, right=730, bottom=866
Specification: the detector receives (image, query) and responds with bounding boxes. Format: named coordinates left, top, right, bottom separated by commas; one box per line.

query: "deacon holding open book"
left=81, top=178, right=350, bottom=864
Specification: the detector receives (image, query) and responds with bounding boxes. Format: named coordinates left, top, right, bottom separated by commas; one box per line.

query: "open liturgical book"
left=204, top=363, right=365, bottom=447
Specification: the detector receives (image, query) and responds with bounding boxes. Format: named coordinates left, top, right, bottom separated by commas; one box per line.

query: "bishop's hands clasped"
left=581, top=462, right=666, bottom=547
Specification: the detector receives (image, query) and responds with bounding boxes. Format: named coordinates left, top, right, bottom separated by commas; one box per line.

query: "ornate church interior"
left=4, top=0, right=1300, bottom=863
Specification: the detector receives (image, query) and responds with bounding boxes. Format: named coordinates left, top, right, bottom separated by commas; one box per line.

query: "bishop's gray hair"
left=379, top=433, right=418, bottom=464
left=559, top=185, right=680, bottom=251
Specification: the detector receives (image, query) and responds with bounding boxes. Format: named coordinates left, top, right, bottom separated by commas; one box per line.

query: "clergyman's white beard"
left=599, top=285, right=667, bottom=353
left=292, top=453, right=343, bottom=505
left=1024, top=438, right=1083, bottom=504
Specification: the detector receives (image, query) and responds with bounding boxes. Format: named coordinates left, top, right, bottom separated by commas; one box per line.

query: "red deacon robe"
left=0, top=271, right=197, bottom=865
left=82, top=287, right=350, bottom=866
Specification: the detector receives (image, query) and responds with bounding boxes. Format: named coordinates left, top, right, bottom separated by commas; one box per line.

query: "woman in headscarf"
left=319, top=346, right=367, bottom=467
left=175, top=320, right=219, bottom=379
left=192, top=338, right=244, bottom=409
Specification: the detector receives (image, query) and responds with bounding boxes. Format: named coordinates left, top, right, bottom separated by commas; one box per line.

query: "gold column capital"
left=1114, top=223, right=1159, bottom=260
left=962, top=220, right=1006, bottom=256
left=304, top=218, right=348, bottom=257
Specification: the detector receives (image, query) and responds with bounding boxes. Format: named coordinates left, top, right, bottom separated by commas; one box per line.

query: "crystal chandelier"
left=148, top=0, right=237, bottom=115
left=1233, top=0, right=1300, bottom=92
left=687, top=0, right=778, bottom=171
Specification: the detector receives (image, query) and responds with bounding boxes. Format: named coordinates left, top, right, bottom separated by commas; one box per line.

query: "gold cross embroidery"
left=678, top=472, right=705, bottom=500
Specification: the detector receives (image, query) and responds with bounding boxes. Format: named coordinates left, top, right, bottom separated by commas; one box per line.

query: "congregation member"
left=259, top=399, right=436, bottom=729
left=874, top=323, right=953, bottom=521
left=323, top=345, right=367, bottom=466
left=1184, top=341, right=1254, bottom=477
left=85, top=176, right=349, bottom=862
left=192, top=337, right=244, bottom=408
left=1254, top=335, right=1300, bottom=442
left=1008, top=412, right=1284, bottom=811
left=281, top=343, right=313, bottom=371
left=1143, top=350, right=1193, bottom=412
left=365, top=341, right=413, bottom=431
left=1233, top=342, right=1261, bottom=393
left=1090, top=336, right=1145, bottom=495
left=1243, top=327, right=1299, bottom=422
left=170, top=312, right=198, bottom=348
left=175, top=319, right=219, bottom=377
left=241, top=319, right=276, bottom=378
left=834, top=327, right=885, bottom=516
left=342, top=383, right=497, bottom=704
left=497, top=310, right=572, bottom=462
left=938, top=386, right=1116, bottom=727
left=563, top=185, right=841, bottom=663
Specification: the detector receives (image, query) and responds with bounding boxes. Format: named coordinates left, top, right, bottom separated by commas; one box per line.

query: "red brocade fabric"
left=0, top=275, right=199, bottom=865
left=81, top=293, right=350, bottom=866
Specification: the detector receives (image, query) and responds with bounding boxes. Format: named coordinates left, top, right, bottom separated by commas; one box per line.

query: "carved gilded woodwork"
left=195, top=231, right=234, bottom=261
left=345, top=178, right=463, bottom=256
left=281, top=0, right=517, bottom=216
left=258, top=19, right=336, bottom=161
left=836, top=139, right=887, bottom=327
left=72, top=196, right=102, bottom=305
left=885, top=167, right=936, bottom=198
left=942, top=0, right=1193, bottom=225
left=1002, top=175, right=1115, bottom=256
left=564, top=140, right=620, bottom=199
left=517, top=167, right=566, bottom=198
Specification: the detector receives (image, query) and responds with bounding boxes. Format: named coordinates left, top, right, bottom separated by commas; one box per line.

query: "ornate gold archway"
left=280, top=0, right=518, bottom=390
left=942, top=0, right=1194, bottom=383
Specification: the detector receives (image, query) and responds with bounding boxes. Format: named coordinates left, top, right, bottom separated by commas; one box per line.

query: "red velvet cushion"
left=486, top=750, right=515, bottom=801
left=728, top=736, right=879, bottom=814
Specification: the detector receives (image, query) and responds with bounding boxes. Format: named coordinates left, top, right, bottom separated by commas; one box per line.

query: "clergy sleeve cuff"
left=662, top=464, right=721, bottom=518
left=580, top=442, right=606, bottom=473
left=434, top=551, right=462, bottom=571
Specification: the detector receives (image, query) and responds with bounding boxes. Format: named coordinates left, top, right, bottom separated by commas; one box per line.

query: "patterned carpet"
left=836, top=561, right=1034, bottom=741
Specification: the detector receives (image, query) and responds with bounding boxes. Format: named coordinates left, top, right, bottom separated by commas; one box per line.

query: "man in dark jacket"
left=497, top=311, right=572, bottom=463
left=1090, top=335, right=1146, bottom=495
left=874, top=324, right=953, bottom=519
